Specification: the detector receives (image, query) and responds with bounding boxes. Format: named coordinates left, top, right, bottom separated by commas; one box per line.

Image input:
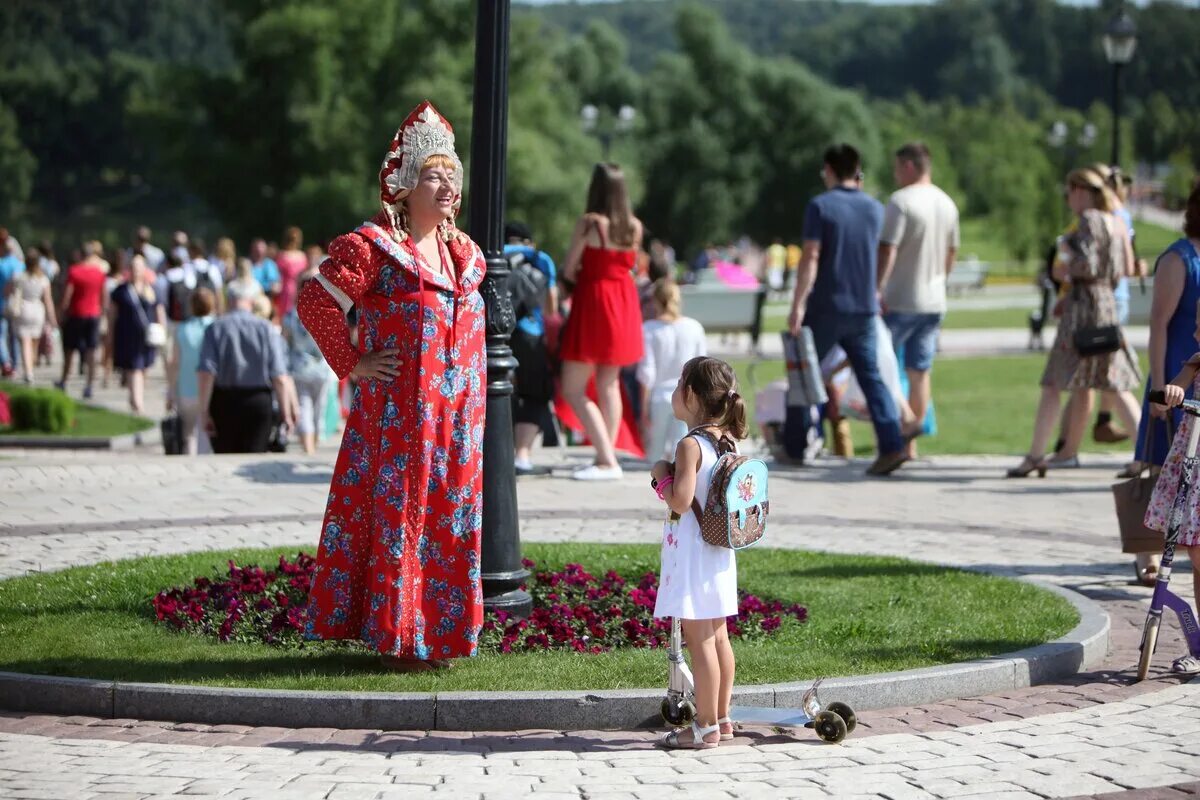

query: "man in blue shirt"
left=787, top=144, right=913, bottom=476
left=503, top=222, right=558, bottom=476
left=249, top=238, right=281, bottom=297
left=0, top=228, right=25, bottom=376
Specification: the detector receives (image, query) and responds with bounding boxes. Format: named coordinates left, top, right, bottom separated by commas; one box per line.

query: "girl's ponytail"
left=720, top=390, right=749, bottom=441
left=679, top=356, right=749, bottom=441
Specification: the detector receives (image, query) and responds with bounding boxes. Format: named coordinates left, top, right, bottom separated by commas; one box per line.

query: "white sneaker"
left=571, top=464, right=623, bottom=481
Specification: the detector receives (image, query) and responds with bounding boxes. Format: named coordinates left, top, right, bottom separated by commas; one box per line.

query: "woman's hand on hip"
left=351, top=348, right=401, bottom=380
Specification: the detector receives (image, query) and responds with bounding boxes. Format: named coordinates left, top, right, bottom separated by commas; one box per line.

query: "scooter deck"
left=730, top=705, right=815, bottom=728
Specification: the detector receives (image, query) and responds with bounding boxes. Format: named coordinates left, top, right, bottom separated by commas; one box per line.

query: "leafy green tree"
left=638, top=4, right=879, bottom=256
left=0, top=102, right=36, bottom=222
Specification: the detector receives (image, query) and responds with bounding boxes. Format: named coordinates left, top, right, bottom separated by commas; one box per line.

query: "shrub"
left=8, top=388, right=75, bottom=433
left=152, top=554, right=808, bottom=652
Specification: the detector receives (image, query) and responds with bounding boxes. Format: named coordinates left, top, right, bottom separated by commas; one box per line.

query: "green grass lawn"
left=0, top=543, right=1076, bottom=693
left=952, top=215, right=1179, bottom=280
left=1134, top=218, right=1181, bottom=261
left=734, top=352, right=1150, bottom=457
left=941, top=306, right=1033, bottom=330
left=0, top=381, right=152, bottom=438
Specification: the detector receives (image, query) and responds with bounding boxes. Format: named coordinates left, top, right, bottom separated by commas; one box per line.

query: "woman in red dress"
left=297, top=102, right=487, bottom=670
left=559, top=163, right=645, bottom=480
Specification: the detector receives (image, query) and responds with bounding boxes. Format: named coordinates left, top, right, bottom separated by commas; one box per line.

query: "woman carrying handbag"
left=108, top=255, right=166, bottom=415
left=1007, top=168, right=1143, bottom=479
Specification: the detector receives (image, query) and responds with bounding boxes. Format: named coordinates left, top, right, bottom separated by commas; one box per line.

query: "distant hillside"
left=517, top=0, right=1198, bottom=111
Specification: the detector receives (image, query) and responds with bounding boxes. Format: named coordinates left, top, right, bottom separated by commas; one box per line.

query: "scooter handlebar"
left=1149, top=390, right=1200, bottom=416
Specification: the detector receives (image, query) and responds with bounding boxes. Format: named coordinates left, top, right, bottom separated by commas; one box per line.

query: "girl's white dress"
left=653, top=434, right=738, bottom=620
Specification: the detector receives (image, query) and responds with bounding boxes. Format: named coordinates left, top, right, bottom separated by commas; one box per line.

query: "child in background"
left=638, top=279, right=707, bottom=461
left=651, top=356, right=746, bottom=748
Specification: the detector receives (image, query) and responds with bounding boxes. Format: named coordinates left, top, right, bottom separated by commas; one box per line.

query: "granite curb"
left=0, top=426, right=158, bottom=450
left=0, top=579, right=1108, bottom=731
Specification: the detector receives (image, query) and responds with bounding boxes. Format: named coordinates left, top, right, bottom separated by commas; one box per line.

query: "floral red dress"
left=297, top=214, right=487, bottom=659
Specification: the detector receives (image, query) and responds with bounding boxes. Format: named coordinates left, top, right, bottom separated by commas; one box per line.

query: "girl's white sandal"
left=659, top=721, right=721, bottom=750
left=716, top=716, right=734, bottom=741
left=1172, top=654, right=1200, bottom=675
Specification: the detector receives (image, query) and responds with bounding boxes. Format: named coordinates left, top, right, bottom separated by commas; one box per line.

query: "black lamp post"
left=467, top=0, right=531, bottom=619
left=1102, top=5, right=1138, bottom=168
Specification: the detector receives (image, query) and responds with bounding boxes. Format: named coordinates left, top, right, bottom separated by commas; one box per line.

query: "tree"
left=0, top=102, right=36, bottom=222
left=638, top=4, right=880, bottom=256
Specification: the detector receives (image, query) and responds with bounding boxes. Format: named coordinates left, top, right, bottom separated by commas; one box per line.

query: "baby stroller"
left=662, top=618, right=857, bottom=743
left=1136, top=391, right=1200, bottom=681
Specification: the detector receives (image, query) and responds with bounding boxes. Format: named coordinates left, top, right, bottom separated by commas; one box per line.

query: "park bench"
left=680, top=276, right=768, bottom=351
left=947, top=258, right=989, bottom=295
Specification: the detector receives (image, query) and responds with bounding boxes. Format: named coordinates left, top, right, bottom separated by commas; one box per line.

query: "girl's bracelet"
left=655, top=475, right=674, bottom=501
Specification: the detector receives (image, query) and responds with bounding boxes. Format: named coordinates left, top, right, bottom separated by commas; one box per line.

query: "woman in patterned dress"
left=297, top=102, right=487, bottom=671
left=1007, top=168, right=1143, bottom=478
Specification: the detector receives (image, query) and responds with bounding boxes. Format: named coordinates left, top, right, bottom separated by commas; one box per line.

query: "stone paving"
left=1, top=442, right=1199, bottom=798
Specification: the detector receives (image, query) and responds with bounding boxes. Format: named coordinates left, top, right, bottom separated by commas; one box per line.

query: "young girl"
left=638, top=279, right=707, bottom=462
left=1144, top=302, right=1200, bottom=676
left=651, top=356, right=746, bottom=749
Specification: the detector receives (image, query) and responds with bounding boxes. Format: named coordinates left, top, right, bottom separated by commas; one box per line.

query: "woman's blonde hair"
left=215, top=237, right=236, bottom=266
left=1067, top=168, right=1117, bottom=213
left=393, top=154, right=461, bottom=236
left=252, top=293, right=273, bottom=321
left=1087, top=162, right=1129, bottom=203
left=236, top=257, right=254, bottom=281
left=652, top=278, right=681, bottom=320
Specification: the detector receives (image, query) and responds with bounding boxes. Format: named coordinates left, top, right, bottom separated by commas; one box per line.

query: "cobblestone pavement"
left=1, top=447, right=1198, bottom=798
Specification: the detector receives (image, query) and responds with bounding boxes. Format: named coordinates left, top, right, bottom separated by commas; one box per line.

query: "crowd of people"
left=4, top=94, right=1200, bottom=738
left=0, top=225, right=339, bottom=455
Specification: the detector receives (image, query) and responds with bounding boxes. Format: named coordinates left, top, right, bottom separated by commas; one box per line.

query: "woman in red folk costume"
left=297, top=102, right=486, bottom=671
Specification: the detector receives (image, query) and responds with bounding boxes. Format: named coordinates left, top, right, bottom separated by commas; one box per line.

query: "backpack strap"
left=687, top=425, right=735, bottom=456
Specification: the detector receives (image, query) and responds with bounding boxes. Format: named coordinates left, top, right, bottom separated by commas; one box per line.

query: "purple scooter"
left=1137, top=391, right=1200, bottom=681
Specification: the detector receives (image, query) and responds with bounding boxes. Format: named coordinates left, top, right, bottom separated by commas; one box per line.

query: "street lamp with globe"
left=1102, top=5, right=1138, bottom=168
left=581, top=103, right=637, bottom=160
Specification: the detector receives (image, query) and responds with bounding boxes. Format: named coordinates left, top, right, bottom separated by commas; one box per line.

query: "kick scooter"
left=662, top=616, right=857, bottom=742
left=1137, top=391, right=1200, bottom=681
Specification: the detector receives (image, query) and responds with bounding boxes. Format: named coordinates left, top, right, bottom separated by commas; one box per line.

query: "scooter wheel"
left=661, top=696, right=696, bottom=726
left=825, top=701, right=857, bottom=734
left=814, top=710, right=847, bottom=743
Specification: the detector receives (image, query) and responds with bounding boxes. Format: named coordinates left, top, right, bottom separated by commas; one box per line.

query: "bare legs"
left=18, top=336, right=35, bottom=383
left=127, top=368, right=145, bottom=414
left=1058, top=390, right=1143, bottom=460
left=514, top=422, right=539, bottom=466
left=679, top=617, right=734, bottom=745
left=1026, top=386, right=1068, bottom=461
left=59, top=348, right=75, bottom=388
left=596, top=365, right=622, bottom=445
left=561, top=359, right=619, bottom=468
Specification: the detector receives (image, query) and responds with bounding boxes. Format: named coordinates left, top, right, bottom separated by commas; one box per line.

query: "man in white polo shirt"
left=877, top=142, right=959, bottom=454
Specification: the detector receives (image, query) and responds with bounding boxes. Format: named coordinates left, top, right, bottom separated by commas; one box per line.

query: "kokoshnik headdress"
left=379, top=101, right=464, bottom=243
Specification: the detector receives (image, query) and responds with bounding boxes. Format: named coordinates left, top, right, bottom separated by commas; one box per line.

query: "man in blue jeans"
left=877, top=142, right=960, bottom=456
left=788, top=144, right=913, bottom=476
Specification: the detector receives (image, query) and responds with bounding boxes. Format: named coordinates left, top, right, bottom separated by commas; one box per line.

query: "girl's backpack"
left=688, top=427, right=769, bottom=550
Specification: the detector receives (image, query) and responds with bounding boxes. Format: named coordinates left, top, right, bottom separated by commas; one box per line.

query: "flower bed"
left=152, top=552, right=807, bottom=652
